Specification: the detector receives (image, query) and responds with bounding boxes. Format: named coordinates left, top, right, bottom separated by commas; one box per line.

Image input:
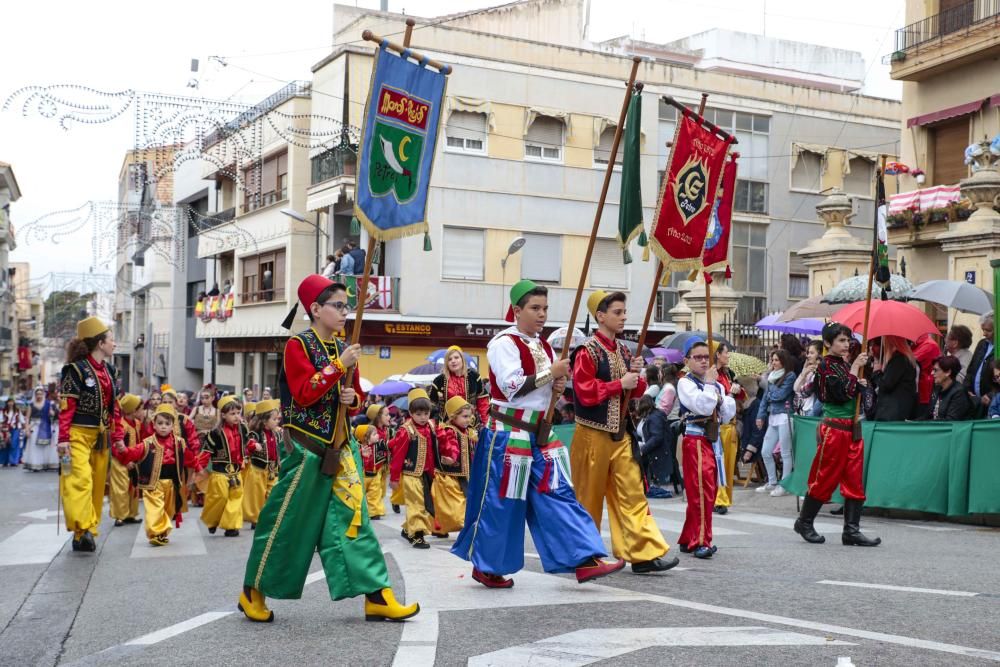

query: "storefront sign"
left=455, top=323, right=507, bottom=339
left=380, top=346, right=391, bottom=359
left=384, top=322, right=432, bottom=336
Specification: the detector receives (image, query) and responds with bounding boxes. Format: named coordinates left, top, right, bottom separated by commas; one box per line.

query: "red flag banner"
left=702, top=153, right=739, bottom=273
left=649, top=114, right=730, bottom=270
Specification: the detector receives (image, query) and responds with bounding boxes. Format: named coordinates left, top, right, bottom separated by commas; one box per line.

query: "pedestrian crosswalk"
left=0, top=525, right=71, bottom=567
left=129, top=511, right=208, bottom=559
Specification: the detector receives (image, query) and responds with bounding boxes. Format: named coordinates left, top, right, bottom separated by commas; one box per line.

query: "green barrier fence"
left=784, top=416, right=1000, bottom=516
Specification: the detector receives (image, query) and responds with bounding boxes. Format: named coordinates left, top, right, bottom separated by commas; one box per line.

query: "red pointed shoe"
left=575, top=557, right=625, bottom=584
left=472, top=568, right=514, bottom=589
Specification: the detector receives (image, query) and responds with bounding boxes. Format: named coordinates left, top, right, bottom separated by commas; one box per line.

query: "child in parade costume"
left=161, top=388, right=203, bottom=501
left=432, top=396, right=477, bottom=535
left=712, top=342, right=747, bottom=515
left=794, top=323, right=881, bottom=547
left=189, top=386, right=220, bottom=507
left=360, top=404, right=390, bottom=519
left=201, top=396, right=248, bottom=537
left=429, top=345, right=490, bottom=426
left=57, top=316, right=124, bottom=553
left=109, top=394, right=143, bottom=526
left=238, top=275, right=418, bottom=624
left=570, top=291, right=680, bottom=574
left=388, top=389, right=439, bottom=547
left=114, top=404, right=205, bottom=546
left=676, top=339, right=737, bottom=559
left=243, top=399, right=281, bottom=529
left=452, top=280, right=624, bottom=588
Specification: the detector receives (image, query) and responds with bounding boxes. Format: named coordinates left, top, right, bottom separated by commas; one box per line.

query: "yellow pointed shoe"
left=364, top=588, right=420, bottom=622
left=238, top=587, right=274, bottom=623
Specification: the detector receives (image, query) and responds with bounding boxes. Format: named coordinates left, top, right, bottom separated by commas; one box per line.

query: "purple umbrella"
left=369, top=380, right=412, bottom=396
left=755, top=313, right=824, bottom=335
left=651, top=347, right=684, bottom=364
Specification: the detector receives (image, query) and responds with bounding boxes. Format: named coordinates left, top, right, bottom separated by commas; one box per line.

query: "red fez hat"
left=281, top=274, right=337, bottom=329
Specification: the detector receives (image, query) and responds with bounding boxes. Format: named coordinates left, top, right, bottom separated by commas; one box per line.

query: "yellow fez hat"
left=256, top=399, right=280, bottom=414
left=354, top=424, right=370, bottom=441
left=244, top=401, right=256, bottom=415
left=366, top=404, right=385, bottom=422
left=587, top=290, right=610, bottom=319
left=218, top=395, right=241, bottom=412
left=161, top=388, right=178, bottom=399
left=76, top=316, right=110, bottom=340
left=407, top=388, right=429, bottom=404
left=445, top=395, right=470, bottom=419
left=153, top=403, right=177, bottom=420
left=118, top=394, right=142, bottom=414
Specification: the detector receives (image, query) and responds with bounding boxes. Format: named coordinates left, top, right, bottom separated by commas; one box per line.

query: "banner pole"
left=541, top=56, right=642, bottom=428
left=333, top=19, right=419, bottom=448
left=853, top=155, right=888, bottom=432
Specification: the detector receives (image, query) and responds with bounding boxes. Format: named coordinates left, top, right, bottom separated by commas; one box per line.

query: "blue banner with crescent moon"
left=355, top=44, right=449, bottom=241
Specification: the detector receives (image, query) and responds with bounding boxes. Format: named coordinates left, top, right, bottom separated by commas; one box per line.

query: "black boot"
left=842, top=500, right=881, bottom=547
left=793, top=495, right=826, bottom=544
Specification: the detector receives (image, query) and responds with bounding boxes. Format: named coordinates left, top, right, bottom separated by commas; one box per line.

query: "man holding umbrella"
left=965, top=313, right=995, bottom=417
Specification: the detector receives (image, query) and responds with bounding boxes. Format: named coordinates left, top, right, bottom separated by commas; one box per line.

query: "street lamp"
left=281, top=207, right=330, bottom=273
left=500, top=236, right=527, bottom=317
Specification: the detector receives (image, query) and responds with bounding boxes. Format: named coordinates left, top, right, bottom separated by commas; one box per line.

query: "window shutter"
left=589, top=239, right=627, bottom=288
left=594, top=128, right=621, bottom=165
left=275, top=249, right=286, bottom=299
left=526, top=117, right=563, bottom=149
left=932, top=117, right=969, bottom=185
left=442, top=227, right=484, bottom=280
left=843, top=157, right=873, bottom=197
left=261, top=156, right=278, bottom=193
left=520, top=233, right=562, bottom=283
left=447, top=111, right=486, bottom=142
left=791, top=152, right=822, bottom=190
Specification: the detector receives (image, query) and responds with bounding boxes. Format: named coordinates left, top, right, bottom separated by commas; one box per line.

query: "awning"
left=888, top=185, right=962, bottom=214
left=905, top=96, right=995, bottom=128
left=843, top=148, right=880, bottom=175
left=790, top=142, right=829, bottom=171
left=446, top=96, right=496, bottom=132
left=523, top=107, right=568, bottom=135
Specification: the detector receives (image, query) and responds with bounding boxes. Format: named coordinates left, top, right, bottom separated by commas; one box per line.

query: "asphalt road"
left=1, top=465, right=998, bottom=666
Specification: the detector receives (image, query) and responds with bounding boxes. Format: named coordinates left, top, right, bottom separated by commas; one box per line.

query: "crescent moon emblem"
left=399, top=136, right=411, bottom=162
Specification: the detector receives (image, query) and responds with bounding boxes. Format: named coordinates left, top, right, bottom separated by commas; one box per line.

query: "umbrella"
left=831, top=300, right=938, bottom=342
left=651, top=347, right=684, bottom=364
left=547, top=326, right=587, bottom=351
left=777, top=295, right=840, bottom=322
left=906, top=280, right=994, bottom=315
left=400, top=363, right=439, bottom=386
left=619, top=339, right=658, bottom=361
left=727, top=351, right=768, bottom=377
left=755, top=313, right=824, bottom=335
left=369, top=380, right=412, bottom=396
left=359, top=377, right=374, bottom=393
left=427, top=349, right=479, bottom=369
left=659, top=330, right=732, bottom=352
left=391, top=396, right=409, bottom=410
left=821, top=274, right=913, bottom=304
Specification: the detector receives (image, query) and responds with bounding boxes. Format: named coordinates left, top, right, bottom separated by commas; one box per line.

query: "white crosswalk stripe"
left=0, top=525, right=71, bottom=567
left=129, top=506, right=208, bottom=558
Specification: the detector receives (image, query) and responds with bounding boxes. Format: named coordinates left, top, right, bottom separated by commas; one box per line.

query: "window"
left=737, top=296, right=767, bottom=322
left=594, top=127, right=621, bottom=166
left=705, top=108, right=769, bottom=182
left=843, top=157, right=874, bottom=198
left=734, top=180, right=768, bottom=214
left=525, top=116, right=563, bottom=162
left=263, top=352, right=280, bottom=393
left=240, top=248, right=286, bottom=303
left=242, top=353, right=256, bottom=394
left=654, top=270, right=691, bottom=322
left=791, top=150, right=823, bottom=191
left=217, top=352, right=235, bottom=366
left=442, top=227, right=484, bottom=280
left=242, top=151, right=288, bottom=212
left=788, top=252, right=809, bottom=300
left=931, top=116, right=969, bottom=185
left=731, top=222, right=767, bottom=295
left=520, top=233, right=562, bottom=283
left=589, top=239, right=628, bottom=289
left=445, top=111, right=486, bottom=153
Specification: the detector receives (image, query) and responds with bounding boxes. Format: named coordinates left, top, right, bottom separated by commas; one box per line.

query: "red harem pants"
left=678, top=435, right=717, bottom=549
left=806, top=418, right=865, bottom=503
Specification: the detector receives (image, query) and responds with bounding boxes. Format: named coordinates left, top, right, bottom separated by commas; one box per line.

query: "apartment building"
left=0, top=162, right=20, bottom=394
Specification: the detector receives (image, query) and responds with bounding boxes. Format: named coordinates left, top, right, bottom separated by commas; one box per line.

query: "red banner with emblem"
left=649, top=113, right=730, bottom=270
left=702, top=153, right=739, bottom=274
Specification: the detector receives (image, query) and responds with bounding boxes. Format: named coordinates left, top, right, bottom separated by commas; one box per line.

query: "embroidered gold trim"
left=575, top=339, right=628, bottom=433
left=254, top=454, right=306, bottom=590
left=401, top=422, right=427, bottom=477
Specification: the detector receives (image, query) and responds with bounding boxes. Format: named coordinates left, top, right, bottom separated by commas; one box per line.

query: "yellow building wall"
left=564, top=113, right=593, bottom=169
left=359, top=344, right=490, bottom=384
left=484, top=229, right=524, bottom=283
left=349, top=53, right=374, bottom=129
left=489, top=103, right=525, bottom=160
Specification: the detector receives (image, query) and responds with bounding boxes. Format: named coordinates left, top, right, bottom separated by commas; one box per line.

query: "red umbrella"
left=831, top=300, right=938, bottom=342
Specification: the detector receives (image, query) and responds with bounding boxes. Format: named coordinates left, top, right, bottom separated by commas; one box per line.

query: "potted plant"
left=911, top=167, right=926, bottom=185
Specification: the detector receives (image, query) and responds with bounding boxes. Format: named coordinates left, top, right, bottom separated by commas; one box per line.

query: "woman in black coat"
left=873, top=336, right=918, bottom=421
left=637, top=396, right=675, bottom=497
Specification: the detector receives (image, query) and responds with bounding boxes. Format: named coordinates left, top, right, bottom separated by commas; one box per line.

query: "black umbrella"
left=659, top=330, right=732, bottom=352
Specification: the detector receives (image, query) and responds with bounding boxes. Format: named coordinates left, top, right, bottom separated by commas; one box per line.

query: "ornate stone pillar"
left=798, top=189, right=873, bottom=298
left=681, top=273, right=739, bottom=332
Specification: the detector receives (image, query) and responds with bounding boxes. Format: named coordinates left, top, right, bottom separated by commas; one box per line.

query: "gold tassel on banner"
left=423, top=231, right=432, bottom=251
left=642, top=243, right=650, bottom=262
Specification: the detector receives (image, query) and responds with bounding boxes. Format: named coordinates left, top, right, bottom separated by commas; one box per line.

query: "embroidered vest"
left=248, top=429, right=279, bottom=473
left=436, top=424, right=474, bottom=478
left=136, top=435, right=186, bottom=490
left=205, top=424, right=247, bottom=475
left=573, top=337, right=629, bottom=434
left=279, top=329, right=347, bottom=444
left=488, top=334, right=555, bottom=401
left=60, top=359, right=119, bottom=429
left=400, top=422, right=434, bottom=476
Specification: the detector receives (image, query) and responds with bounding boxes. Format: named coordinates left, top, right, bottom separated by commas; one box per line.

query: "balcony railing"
left=311, top=144, right=357, bottom=185
left=894, top=0, right=1000, bottom=53
left=202, top=81, right=310, bottom=149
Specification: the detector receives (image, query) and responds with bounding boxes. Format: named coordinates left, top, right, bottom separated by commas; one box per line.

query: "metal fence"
left=718, top=311, right=782, bottom=363
left=894, top=0, right=1000, bottom=53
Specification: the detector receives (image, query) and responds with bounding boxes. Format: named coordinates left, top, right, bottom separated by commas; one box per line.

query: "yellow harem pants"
left=365, top=467, right=387, bottom=517
left=714, top=422, right=739, bottom=508
left=242, top=465, right=276, bottom=524
left=108, top=457, right=139, bottom=520
left=390, top=478, right=404, bottom=507
left=401, top=473, right=433, bottom=537
left=570, top=425, right=670, bottom=563
left=143, top=479, right=177, bottom=540
left=431, top=474, right=466, bottom=534
left=61, top=426, right=110, bottom=538
left=201, top=471, right=244, bottom=530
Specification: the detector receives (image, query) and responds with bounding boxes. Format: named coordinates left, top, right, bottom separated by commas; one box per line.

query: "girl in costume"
left=432, top=396, right=477, bottom=535
left=189, top=386, right=219, bottom=506
left=201, top=396, right=248, bottom=537
left=388, top=389, right=438, bottom=548
left=1, top=398, right=24, bottom=466
left=22, top=387, right=59, bottom=472
left=360, top=404, right=391, bottom=519
left=243, top=399, right=281, bottom=530
left=109, top=394, right=143, bottom=526
left=429, top=346, right=489, bottom=426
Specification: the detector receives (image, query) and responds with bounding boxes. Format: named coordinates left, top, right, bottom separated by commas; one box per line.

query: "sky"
left=1, top=0, right=904, bottom=295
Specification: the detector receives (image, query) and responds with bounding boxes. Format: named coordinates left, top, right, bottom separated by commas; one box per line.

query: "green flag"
left=616, top=89, right=646, bottom=264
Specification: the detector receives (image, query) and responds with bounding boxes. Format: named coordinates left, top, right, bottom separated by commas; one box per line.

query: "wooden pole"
left=541, top=56, right=642, bottom=427
left=361, top=21, right=452, bottom=74
left=852, top=155, right=888, bottom=431
left=333, top=23, right=422, bottom=447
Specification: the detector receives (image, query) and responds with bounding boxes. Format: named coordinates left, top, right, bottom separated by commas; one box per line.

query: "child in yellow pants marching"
left=109, top=394, right=143, bottom=526
left=201, top=396, right=249, bottom=537
left=243, top=399, right=281, bottom=529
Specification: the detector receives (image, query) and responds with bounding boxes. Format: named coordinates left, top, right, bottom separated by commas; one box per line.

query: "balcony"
left=306, top=145, right=357, bottom=212
left=202, top=82, right=310, bottom=149
left=333, top=274, right=399, bottom=314
left=889, top=0, right=1000, bottom=80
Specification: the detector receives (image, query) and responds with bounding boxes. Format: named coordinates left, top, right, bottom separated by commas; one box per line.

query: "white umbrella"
left=906, top=280, right=994, bottom=315
left=547, top=326, right=586, bottom=351
left=358, top=377, right=374, bottom=393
